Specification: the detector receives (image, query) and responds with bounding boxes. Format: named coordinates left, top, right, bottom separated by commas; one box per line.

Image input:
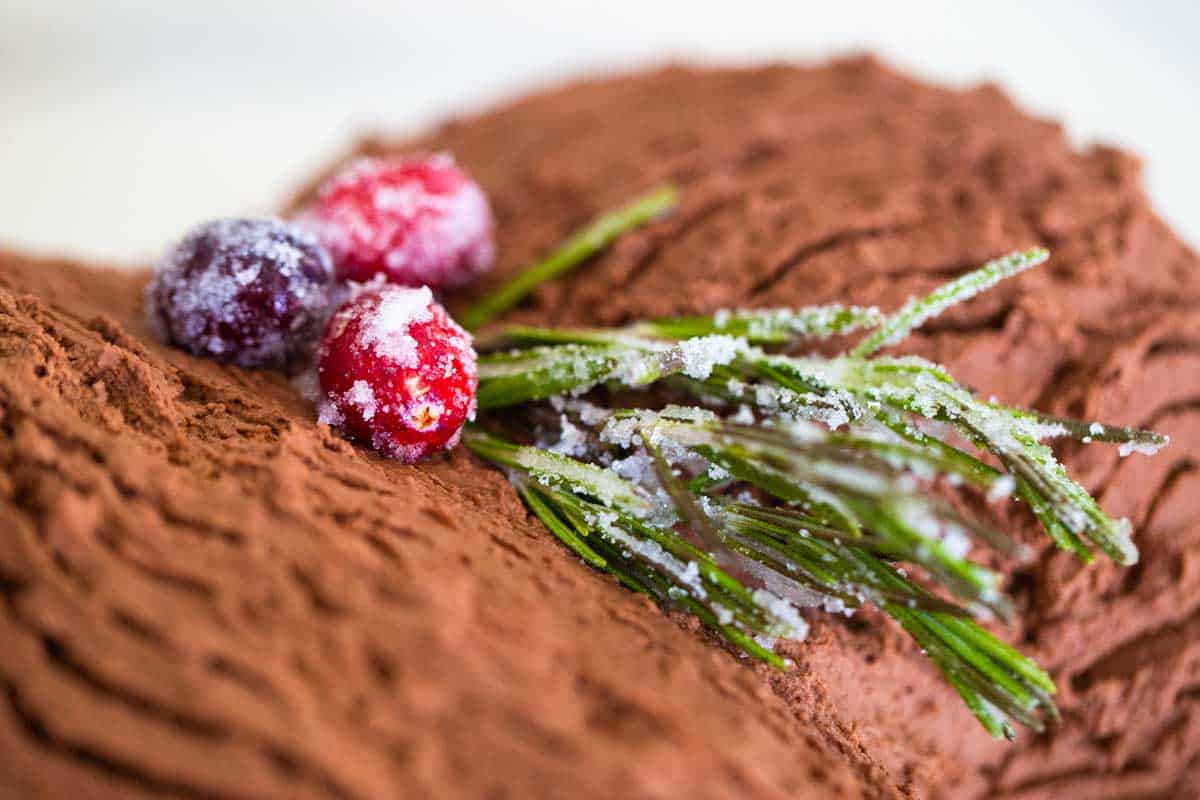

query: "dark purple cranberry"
left=146, top=218, right=334, bottom=367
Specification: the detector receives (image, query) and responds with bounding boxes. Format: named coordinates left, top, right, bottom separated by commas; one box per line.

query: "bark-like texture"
left=2, top=57, right=1198, bottom=798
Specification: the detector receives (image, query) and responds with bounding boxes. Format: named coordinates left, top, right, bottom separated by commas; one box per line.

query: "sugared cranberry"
left=316, top=286, right=477, bottom=462
left=146, top=218, right=333, bottom=367
left=300, top=154, right=494, bottom=289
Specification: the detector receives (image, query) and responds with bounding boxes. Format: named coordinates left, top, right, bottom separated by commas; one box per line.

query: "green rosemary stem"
left=851, top=248, right=1048, bottom=357
left=632, top=304, right=884, bottom=344
left=461, top=184, right=679, bottom=330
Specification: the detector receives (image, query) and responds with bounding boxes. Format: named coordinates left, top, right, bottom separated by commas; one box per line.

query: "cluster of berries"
left=146, top=155, right=490, bottom=462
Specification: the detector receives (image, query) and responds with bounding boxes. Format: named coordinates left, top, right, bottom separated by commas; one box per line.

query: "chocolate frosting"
left=2, top=57, right=1197, bottom=798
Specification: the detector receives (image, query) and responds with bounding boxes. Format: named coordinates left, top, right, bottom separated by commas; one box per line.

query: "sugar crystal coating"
left=316, top=286, right=477, bottom=463
left=300, top=154, right=495, bottom=289
left=146, top=218, right=334, bottom=367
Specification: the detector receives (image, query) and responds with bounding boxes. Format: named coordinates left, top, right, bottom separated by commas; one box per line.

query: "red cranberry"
left=316, top=286, right=477, bottom=462
left=146, top=218, right=333, bottom=367
left=300, top=154, right=494, bottom=289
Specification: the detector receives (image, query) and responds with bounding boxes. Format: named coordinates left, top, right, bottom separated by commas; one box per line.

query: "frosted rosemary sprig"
left=479, top=304, right=882, bottom=350
left=724, top=502, right=1057, bottom=739
left=468, top=244, right=1166, bottom=738
left=466, top=418, right=1057, bottom=737
left=761, top=355, right=1139, bottom=563
left=464, top=427, right=804, bottom=668
left=990, top=406, right=1169, bottom=456
left=724, top=501, right=1056, bottom=739
left=461, top=184, right=678, bottom=329
left=476, top=335, right=740, bottom=409
left=850, top=247, right=1048, bottom=357
left=605, top=408, right=1013, bottom=618
left=632, top=304, right=883, bottom=344
left=477, top=344, right=633, bottom=408
left=475, top=250, right=1164, bottom=564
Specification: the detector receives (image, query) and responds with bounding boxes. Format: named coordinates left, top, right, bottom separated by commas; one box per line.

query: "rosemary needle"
left=460, top=184, right=678, bottom=330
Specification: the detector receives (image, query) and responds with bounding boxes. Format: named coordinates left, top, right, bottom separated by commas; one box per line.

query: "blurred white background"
left=3, top=0, right=1197, bottom=263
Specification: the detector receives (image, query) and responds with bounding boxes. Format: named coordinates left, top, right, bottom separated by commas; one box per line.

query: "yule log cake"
left=2, top=57, right=1197, bottom=798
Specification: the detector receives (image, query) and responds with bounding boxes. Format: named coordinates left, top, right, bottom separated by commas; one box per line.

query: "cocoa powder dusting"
left=3, top=58, right=1199, bottom=798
